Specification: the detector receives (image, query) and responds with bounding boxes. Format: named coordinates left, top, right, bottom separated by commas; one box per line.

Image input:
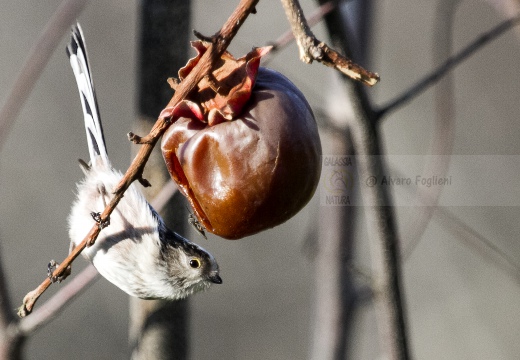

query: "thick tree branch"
left=280, top=0, right=379, bottom=86
left=18, top=0, right=259, bottom=318
left=346, top=100, right=411, bottom=360
left=316, top=1, right=411, bottom=358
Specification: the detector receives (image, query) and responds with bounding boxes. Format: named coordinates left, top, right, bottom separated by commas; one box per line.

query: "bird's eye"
left=189, top=258, right=201, bottom=269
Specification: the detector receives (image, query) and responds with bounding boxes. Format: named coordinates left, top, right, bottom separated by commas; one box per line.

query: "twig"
left=14, top=181, right=178, bottom=333
left=267, top=1, right=335, bottom=54
left=18, top=265, right=99, bottom=335
left=279, top=0, right=379, bottom=86
left=377, top=13, right=520, bottom=119
left=0, top=0, right=89, bottom=152
left=18, top=0, right=259, bottom=317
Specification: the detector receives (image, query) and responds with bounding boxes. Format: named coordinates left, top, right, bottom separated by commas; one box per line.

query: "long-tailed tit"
left=66, top=23, right=221, bottom=300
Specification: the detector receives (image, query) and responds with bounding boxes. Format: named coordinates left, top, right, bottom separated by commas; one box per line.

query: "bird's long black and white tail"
left=67, top=23, right=109, bottom=168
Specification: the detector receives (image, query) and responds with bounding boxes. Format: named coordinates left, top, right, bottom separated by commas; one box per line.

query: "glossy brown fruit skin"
left=162, top=68, right=322, bottom=239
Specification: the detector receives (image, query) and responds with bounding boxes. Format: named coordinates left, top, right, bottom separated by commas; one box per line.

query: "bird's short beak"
left=209, top=273, right=222, bottom=284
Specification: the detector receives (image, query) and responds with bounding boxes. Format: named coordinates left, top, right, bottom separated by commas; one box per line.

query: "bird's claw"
left=47, top=260, right=66, bottom=283
left=90, top=211, right=110, bottom=229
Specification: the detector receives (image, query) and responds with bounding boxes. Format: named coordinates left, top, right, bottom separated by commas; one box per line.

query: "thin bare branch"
left=18, top=0, right=259, bottom=317
left=486, top=0, right=520, bottom=39
left=268, top=1, right=335, bottom=54
left=0, top=0, right=89, bottom=152
left=14, top=180, right=178, bottom=333
left=377, top=13, right=520, bottom=119
left=389, top=165, right=520, bottom=285
left=434, top=207, right=520, bottom=285
left=402, top=0, right=460, bottom=260
left=279, top=0, right=379, bottom=86
left=18, top=265, right=99, bottom=335
left=399, top=178, right=520, bottom=284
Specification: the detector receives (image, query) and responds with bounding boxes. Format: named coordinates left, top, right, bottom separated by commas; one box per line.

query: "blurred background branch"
left=402, top=0, right=461, bottom=259
left=129, top=1, right=191, bottom=358
left=309, top=1, right=367, bottom=359
left=0, top=252, right=22, bottom=360
left=0, top=0, right=89, bottom=152
left=315, top=0, right=410, bottom=358
left=377, top=10, right=520, bottom=119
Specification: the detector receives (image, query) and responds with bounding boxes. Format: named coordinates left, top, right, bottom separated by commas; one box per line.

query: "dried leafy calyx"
left=167, top=41, right=272, bottom=126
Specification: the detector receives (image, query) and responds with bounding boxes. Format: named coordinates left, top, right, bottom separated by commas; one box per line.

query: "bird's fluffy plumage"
left=66, top=23, right=221, bottom=300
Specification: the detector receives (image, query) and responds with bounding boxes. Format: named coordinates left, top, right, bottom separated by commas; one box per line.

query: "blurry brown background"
left=1, top=1, right=520, bottom=359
